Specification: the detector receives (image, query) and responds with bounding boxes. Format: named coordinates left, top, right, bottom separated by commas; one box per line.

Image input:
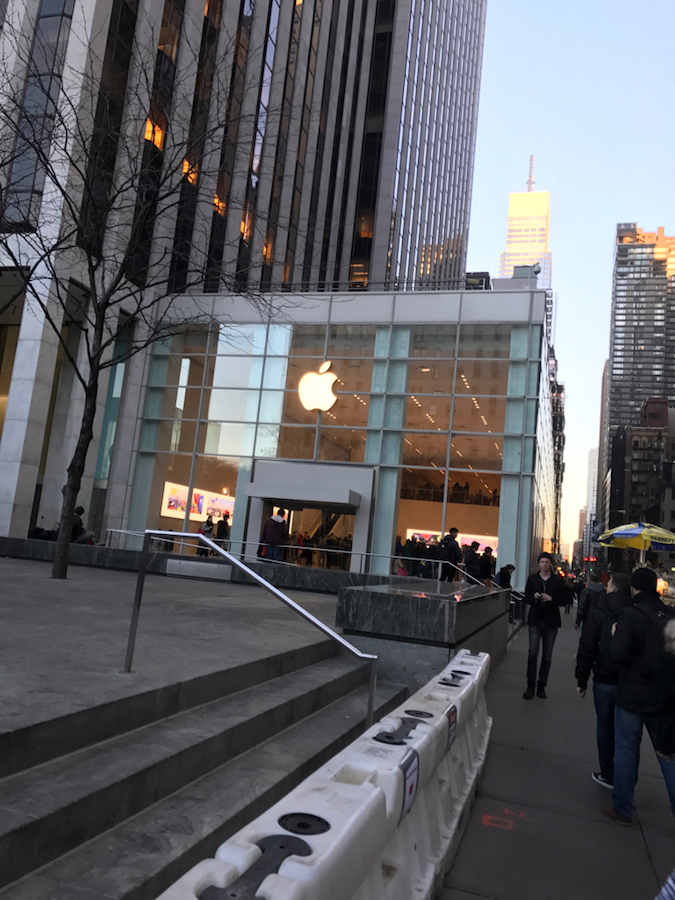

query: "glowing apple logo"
left=298, top=361, right=338, bottom=412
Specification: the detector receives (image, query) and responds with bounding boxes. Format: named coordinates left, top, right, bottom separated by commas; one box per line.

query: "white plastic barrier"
left=158, top=649, right=492, bottom=900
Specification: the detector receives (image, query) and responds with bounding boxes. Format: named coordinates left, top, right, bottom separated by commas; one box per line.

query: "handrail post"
left=366, top=656, right=377, bottom=728
left=123, top=531, right=152, bottom=673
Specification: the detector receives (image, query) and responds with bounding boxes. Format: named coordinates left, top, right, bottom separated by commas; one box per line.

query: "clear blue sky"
left=466, top=0, right=675, bottom=554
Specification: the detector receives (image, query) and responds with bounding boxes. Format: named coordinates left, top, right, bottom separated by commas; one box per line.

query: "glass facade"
left=127, top=313, right=549, bottom=583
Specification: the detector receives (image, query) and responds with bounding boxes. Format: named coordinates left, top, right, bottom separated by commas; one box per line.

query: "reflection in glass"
left=319, top=429, right=366, bottom=463
left=406, top=324, right=457, bottom=358
left=327, top=324, right=376, bottom=358
left=203, top=422, right=255, bottom=456
left=276, top=425, right=315, bottom=459
left=458, top=324, right=512, bottom=358
left=289, top=324, right=327, bottom=357
left=216, top=324, right=266, bottom=355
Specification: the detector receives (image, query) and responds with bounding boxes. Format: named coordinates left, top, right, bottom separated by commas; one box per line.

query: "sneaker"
left=536, top=685, right=547, bottom=699
left=522, top=685, right=535, bottom=700
left=603, top=806, right=631, bottom=825
left=592, top=772, right=613, bottom=789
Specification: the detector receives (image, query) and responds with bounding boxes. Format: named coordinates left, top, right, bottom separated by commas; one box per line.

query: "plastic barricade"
left=158, top=649, right=491, bottom=900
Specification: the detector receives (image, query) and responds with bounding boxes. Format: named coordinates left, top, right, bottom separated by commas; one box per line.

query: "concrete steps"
left=0, top=645, right=405, bottom=900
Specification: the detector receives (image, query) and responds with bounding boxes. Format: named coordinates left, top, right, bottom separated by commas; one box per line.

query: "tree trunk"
left=51, top=375, right=100, bottom=579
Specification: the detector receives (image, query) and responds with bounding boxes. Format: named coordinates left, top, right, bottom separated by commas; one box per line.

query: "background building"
left=0, top=0, right=487, bottom=537
left=598, top=224, right=675, bottom=530
left=498, top=159, right=552, bottom=289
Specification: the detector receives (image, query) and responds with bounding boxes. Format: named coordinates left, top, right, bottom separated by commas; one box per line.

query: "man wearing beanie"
left=523, top=552, right=565, bottom=699
left=605, top=567, right=675, bottom=824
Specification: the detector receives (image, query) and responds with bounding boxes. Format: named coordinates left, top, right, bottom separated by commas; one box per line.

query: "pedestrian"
left=439, top=527, right=461, bottom=581
left=523, top=551, right=565, bottom=699
left=575, top=573, right=604, bottom=630
left=575, top=572, right=633, bottom=789
left=260, top=507, right=288, bottom=562
left=463, top=541, right=482, bottom=583
left=494, top=563, right=515, bottom=589
left=479, top=546, right=495, bottom=583
left=563, top=575, right=575, bottom=613
left=197, top=515, right=213, bottom=556
left=604, top=567, right=675, bottom=824
left=216, top=512, right=230, bottom=552
left=71, top=506, right=96, bottom=544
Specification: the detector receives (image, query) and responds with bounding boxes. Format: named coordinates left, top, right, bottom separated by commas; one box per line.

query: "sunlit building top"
left=499, top=170, right=552, bottom=290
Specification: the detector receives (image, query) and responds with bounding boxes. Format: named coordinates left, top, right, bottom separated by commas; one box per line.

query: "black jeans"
left=593, top=682, right=616, bottom=781
left=527, top=623, right=558, bottom=687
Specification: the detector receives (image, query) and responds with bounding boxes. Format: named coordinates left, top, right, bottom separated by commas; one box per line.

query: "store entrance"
left=263, top=500, right=356, bottom=570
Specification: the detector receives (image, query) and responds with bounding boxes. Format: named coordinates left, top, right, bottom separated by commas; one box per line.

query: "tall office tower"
left=603, top=225, right=675, bottom=462
left=583, top=447, right=598, bottom=557
left=498, top=159, right=552, bottom=289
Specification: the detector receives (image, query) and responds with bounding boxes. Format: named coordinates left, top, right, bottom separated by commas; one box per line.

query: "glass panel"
left=402, top=432, right=447, bottom=466
left=447, top=472, right=501, bottom=507
left=327, top=324, right=376, bottom=357
left=455, top=360, right=510, bottom=395
left=318, top=428, right=366, bottom=462
left=281, top=390, right=322, bottom=426
left=508, top=325, right=529, bottom=359
left=202, top=388, right=260, bottom=421
left=276, top=425, right=316, bottom=459
left=203, top=421, right=255, bottom=456
left=407, top=360, right=454, bottom=395
left=262, top=356, right=289, bottom=388
left=325, top=392, right=370, bottom=427
left=266, top=323, right=292, bottom=355
left=211, top=354, right=263, bottom=389
left=452, top=396, right=506, bottom=434
left=406, top=324, right=457, bottom=358
left=289, top=324, right=327, bottom=356
left=458, top=324, right=512, bottom=358
left=450, top=435, right=504, bottom=470
left=406, top=395, right=451, bottom=431
left=216, top=323, right=266, bottom=354
left=145, top=385, right=202, bottom=419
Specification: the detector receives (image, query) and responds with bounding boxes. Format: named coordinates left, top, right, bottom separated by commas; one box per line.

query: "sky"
left=466, top=0, right=675, bottom=555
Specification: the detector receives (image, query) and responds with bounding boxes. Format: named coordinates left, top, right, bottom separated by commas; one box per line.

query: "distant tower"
left=498, top=159, right=552, bottom=289
left=527, top=155, right=535, bottom=192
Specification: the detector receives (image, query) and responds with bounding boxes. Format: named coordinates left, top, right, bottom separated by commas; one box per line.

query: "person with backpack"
left=604, top=567, right=675, bottom=824
left=575, top=573, right=605, bottom=630
left=575, top=572, right=633, bottom=789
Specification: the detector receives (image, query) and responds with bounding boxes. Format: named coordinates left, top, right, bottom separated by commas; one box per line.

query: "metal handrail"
left=123, top=529, right=379, bottom=727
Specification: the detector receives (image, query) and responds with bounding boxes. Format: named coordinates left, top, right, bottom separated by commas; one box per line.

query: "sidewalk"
left=442, top=614, right=675, bottom=900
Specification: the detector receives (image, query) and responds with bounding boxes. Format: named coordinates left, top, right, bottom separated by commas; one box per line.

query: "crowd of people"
left=523, top=552, right=675, bottom=834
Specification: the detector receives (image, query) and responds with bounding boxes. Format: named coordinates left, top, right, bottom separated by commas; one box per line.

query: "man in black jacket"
left=605, top=567, right=675, bottom=824
left=523, top=552, right=565, bottom=699
left=575, top=572, right=632, bottom=789
left=439, top=528, right=461, bottom=582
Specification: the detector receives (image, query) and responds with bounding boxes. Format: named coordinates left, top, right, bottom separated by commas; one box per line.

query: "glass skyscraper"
left=605, top=224, right=675, bottom=458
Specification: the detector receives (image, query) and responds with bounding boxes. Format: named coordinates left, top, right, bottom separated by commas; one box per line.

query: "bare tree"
left=0, top=1, right=290, bottom=577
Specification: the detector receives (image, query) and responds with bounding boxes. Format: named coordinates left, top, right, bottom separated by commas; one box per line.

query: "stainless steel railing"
left=123, top=529, right=379, bottom=727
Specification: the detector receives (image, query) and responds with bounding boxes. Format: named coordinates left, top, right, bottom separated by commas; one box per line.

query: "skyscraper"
left=498, top=159, right=552, bottom=289
left=603, top=224, right=675, bottom=461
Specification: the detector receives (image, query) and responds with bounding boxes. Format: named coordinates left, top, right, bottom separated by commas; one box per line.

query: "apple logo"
left=298, top=361, right=338, bottom=412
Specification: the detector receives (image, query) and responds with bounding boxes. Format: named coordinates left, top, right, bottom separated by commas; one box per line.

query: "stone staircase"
left=0, top=639, right=405, bottom=900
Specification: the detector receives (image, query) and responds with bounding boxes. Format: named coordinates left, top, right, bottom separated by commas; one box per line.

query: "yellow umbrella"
left=598, top=521, right=675, bottom=563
